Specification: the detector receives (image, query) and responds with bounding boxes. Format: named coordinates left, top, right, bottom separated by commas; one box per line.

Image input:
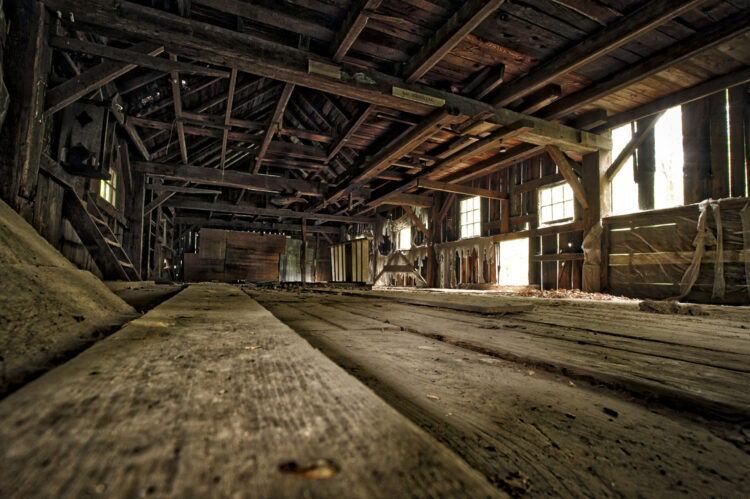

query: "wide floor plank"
left=0, top=284, right=498, bottom=498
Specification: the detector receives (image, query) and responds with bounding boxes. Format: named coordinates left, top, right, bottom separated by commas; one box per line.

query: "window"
left=539, top=183, right=574, bottom=225
left=496, top=238, right=529, bottom=286
left=398, top=226, right=411, bottom=250
left=99, top=167, right=117, bottom=205
left=460, top=196, right=481, bottom=238
left=653, top=106, right=684, bottom=209
left=610, top=123, right=639, bottom=215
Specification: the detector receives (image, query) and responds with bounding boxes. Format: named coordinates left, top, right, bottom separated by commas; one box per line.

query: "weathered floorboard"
left=0, top=284, right=499, bottom=498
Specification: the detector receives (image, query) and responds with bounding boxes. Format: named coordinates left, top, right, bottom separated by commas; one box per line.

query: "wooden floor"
left=250, top=288, right=750, bottom=497
left=0, top=284, right=498, bottom=498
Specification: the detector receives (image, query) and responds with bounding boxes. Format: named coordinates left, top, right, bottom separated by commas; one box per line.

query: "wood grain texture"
left=0, top=284, right=500, bottom=498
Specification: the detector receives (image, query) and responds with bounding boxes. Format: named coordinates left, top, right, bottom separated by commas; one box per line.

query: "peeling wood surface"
left=0, top=284, right=500, bottom=498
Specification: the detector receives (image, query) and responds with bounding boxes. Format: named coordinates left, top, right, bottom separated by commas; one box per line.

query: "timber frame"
left=1, top=0, right=749, bottom=286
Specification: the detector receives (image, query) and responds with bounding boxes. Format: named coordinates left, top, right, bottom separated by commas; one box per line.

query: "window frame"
left=99, top=167, right=117, bottom=206
left=538, top=182, right=574, bottom=226
left=459, top=196, right=481, bottom=239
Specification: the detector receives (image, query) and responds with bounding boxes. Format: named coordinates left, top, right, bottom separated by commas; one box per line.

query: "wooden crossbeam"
left=462, top=64, right=505, bottom=100
left=604, top=112, right=664, bottom=181
left=545, top=145, right=588, bottom=209
left=539, top=11, right=750, bottom=120
left=402, top=0, right=506, bottom=83
left=320, top=108, right=457, bottom=209
left=110, top=95, right=150, bottom=160
left=169, top=54, right=189, bottom=164
left=489, top=0, right=706, bottom=108
left=424, top=120, right=533, bottom=179
left=254, top=83, right=295, bottom=173
left=149, top=185, right=222, bottom=195
left=44, top=42, right=164, bottom=116
left=416, top=179, right=507, bottom=201
left=220, top=68, right=238, bottom=169
left=516, top=84, right=562, bottom=114
left=132, top=161, right=325, bottom=196
left=327, top=104, right=374, bottom=161
left=331, top=0, right=382, bottom=62
left=404, top=206, right=430, bottom=239
left=371, top=194, right=434, bottom=208
left=166, top=197, right=374, bottom=224
left=173, top=216, right=340, bottom=233
left=596, top=66, right=750, bottom=132
left=44, top=0, right=609, bottom=153
left=49, top=36, right=229, bottom=77
left=446, top=144, right=545, bottom=184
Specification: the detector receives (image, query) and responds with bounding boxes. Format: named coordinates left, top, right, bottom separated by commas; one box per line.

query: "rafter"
left=489, top=0, right=706, bottom=108
left=330, top=0, right=383, bottom=62
left=44, top=42, right=164, bottom=116
left=254, top=83, right=295, bottom=173
left=166, top=197, right=374, bottom=224
left=402, top=0, right=506, bottom=83
left=220, top=68, right=238, bottom=169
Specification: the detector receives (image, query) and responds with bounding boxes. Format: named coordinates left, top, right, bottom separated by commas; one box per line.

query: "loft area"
left=1, top=0, right=750, bottom=496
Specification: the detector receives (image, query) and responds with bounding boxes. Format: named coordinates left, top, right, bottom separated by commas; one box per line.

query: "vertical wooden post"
left=709, top=92, right=729, bottom=200
left=635, top=117, right=656, bottom=210
left=154, top=205, right=163, bottom=280
left=581, top=148, right=611, bottom=292
left=0, top=0, right=51, bottom=217
left=427, top=194, right=439, bottom=287
left=121, top=140, right=145, bottom=275
left=682, top=98, right=712, bottom=204
left=301, top=217, right=307, bottom=283
left=728, top=85, right=746, bottom=198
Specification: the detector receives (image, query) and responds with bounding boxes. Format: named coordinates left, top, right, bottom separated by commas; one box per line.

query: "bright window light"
left=398, top=226, right=411, bottom=250
left=538, top=183, right=574, bottom=225
left=99, top=168, right=117, bottom=206
left=497, top=238, right=529, bottom=285
left=610, top=123, right=639, bottom=215
left=654, top=106, right=684, bottom=209
left=460, top=196, right=481, bottom=238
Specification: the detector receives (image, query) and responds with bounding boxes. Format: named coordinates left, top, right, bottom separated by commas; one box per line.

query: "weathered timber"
left=43, top=0, right=609, bottom=153
left=490, top=0, right=706, bottom=107
left=44, top=42, right=164, bottom=116
left=330, top=0, right=382, bottom=62
left=49, top=36, right=229, bottom=77
left=132, top=162, right=325, bottom=197
left=416, top=178, right=507, bottom=201
left=402, top=0, right=506, bottom=83
left=166, top=198, right=374, bottom=224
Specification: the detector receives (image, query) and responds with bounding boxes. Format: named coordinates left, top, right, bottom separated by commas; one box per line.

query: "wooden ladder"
left=62, top=189, right=141, bottom=281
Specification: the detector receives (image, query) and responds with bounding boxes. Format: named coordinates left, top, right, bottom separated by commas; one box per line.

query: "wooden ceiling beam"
left=166, top=197, right=374, bottom=224
left=43, top=0, right=609, bottom=154
left=132, top=161, right=325, bottom=196
left=403, top=0, right=506, bottom=83
left=320, top=107, right=458, bottom=209
left=254, top=82, right=295, bottom=173
left=462, top=64, right=505, bottom=100
left=49, top=36, right=229, bottom=77
left=149, top=185, right=222, bottom=195
left=330, top=0, right=383, bottom=62
left=489, top=0, right=707, bottom=108
left=416, top=179, right=507, bottom=201
left=327, top=104, right=374, bottom=161
left=539, top=10, right=750, bottom=120
left=545, top=145, right=588, bottom=209
left=44, top=41, right=164, bottom=116
left=516, top=84, right=562, bottom=115
left=595, top=66, right=750, bottom=132
left=370, top=193, right=433, bottom=208
left=220, top=68, right=238, bottom=169
left=174, top=216, right=341, bottom=233
left=169, top=53, right=189, bottom=164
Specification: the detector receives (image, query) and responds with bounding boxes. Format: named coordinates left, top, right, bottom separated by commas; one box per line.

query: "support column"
left=122, top=142, right=145, bottom=275
left=635, top=117, right=656, bottom=210
left=0, top=0, right=51, bottom=217
left=301, top=217, right=307, bottom=283
left=581, top=148, right=612, bottom=292
left=682, top=98, right=712, bottom=204
left=154, top=205, right=163, bottom=280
